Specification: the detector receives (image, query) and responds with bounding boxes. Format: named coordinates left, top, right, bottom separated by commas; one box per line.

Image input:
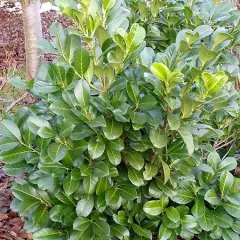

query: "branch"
left=5, top=92, right=28, bottom=113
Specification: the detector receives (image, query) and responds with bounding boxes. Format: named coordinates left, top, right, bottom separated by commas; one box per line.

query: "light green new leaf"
left=212, top=33, right=232, bottom=50
left=202, top=71, right=228, bottom=95
left=151, top=63, right=170, bottom=82
left=199, top=43, right=217, bottom=65
left=103, top=0, right=116, bottom=12
left=126, top=23, right=146, bottom=56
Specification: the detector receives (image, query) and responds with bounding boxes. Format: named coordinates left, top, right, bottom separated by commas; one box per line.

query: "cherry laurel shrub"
left=1, top=0, right=240, bottom=239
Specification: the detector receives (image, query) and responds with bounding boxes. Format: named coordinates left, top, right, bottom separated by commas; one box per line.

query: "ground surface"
left=0, top=5, right=71, bottom=239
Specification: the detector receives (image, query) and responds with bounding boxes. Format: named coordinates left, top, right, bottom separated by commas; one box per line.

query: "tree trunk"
left=21, top=0, right=43, bottom=80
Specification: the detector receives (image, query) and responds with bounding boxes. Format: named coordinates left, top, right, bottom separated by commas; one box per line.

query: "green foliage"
left=1, top=0, right=240, bottom=239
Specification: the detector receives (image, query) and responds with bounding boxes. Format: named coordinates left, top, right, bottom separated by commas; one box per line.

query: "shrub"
left=1, top=0, right=240, bottom=239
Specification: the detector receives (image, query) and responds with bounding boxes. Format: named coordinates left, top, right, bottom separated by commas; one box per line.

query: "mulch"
left=0, top=5, right=72, bottom=70
left=0, top=162, right=31, bottom=240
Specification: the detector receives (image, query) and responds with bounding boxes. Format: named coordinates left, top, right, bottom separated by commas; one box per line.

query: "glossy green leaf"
left=204, top=189, right=221, bottom=205
left=125, top=150, right=144, bottom=170
left=73, top=46, right=90, bottom=77
left=198, top=209, right=215, bottom=231
left=76, top=195, right=94, bottom=217
left=33, top=205, right=49, bottom=228
left=106, top=146, right=121, bottom=166
left=143, top=164, right=158, bottom=180
left=178, top=126, right=194, bottom=155
left=222, top=228, right=240, bottom=240
left=220, top=171, right=234, bottom=196
left=103, top=119, right=123, bottom=140
left=199, top=43, right=217, bottom=65
left=165, top=207, right=180, bottom=223
left=83, top=175, right=98, bottom=194
left=132, top=224, right=152, bottom=239
left=167, top=112, right=180, bottom=130
left=158, top=224, right=172, bottom=240
left=128, top=166, right=144, bottom=186
left=33, top=228, right=65, bottom=240
left=47, top=143, right=68, bottom=162
left=223, top=202, right=240, bottom=218
left=126, top=80, right=139, bottom=103
left=0, top=120, right=21, bottom=141
left=73, top=217, right=92, bottom=231
left=149, top=128, right=167, bottom=148
left=139, top=94, right=157, bottom=110
left=74, top=80, right=90, bottom=107
left=191, top=198, right=205, bottom=218
left=92, top=219, right=110, bottom=236
left=88, top=138, right=105, bottom=159
left=181, top=215, right=198, bottom=229
left=213, top=210, right=233, bottom=228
